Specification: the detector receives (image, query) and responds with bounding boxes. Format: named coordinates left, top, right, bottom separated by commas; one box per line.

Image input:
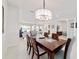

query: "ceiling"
left=6, top=0, right=77, bottom=22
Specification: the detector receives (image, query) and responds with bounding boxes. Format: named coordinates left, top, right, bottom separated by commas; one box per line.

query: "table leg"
left=48, top=52, right=54, bottom=59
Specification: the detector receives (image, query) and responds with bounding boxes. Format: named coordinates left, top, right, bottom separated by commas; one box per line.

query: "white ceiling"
left=7, top=0, right=77, bottom=22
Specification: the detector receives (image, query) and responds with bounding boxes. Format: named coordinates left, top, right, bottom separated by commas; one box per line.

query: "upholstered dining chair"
left=52, top=33, right=59, bottom=40
left=44, top=32, right=49, bottom=38
left=31, top=38, right=47, bottom=59
left=55, top=38, right=71, bottom=59
left=57, top=31, right=62, bottom=36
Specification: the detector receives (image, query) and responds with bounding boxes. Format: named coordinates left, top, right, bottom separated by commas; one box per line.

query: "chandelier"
left=35, top=0, right=52, bottom=20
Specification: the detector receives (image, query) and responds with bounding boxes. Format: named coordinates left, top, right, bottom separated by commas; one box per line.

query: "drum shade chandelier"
left=35, top=0, right=52, bottom=20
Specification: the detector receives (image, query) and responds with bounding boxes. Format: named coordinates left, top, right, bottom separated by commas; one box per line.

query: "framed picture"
left=75, top=22, right=77, bottom=28
left=70, top=23, right=74, bottom=28
left=2, top=6, right=4, bottom=33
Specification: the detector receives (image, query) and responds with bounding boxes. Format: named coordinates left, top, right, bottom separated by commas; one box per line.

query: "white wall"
left=67, top=37, right=77, bottom=59
left=5, top=4, right=19, bottom=46
left=2, top=1, right=20, bottom=59
left=66, top=18, right=77, bottom=59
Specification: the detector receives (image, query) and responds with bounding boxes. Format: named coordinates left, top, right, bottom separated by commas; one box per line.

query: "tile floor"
left=3, top=38, right=48, bottom=59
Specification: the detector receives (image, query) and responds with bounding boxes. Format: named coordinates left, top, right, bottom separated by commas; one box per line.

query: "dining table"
left=36, top=37, right=67, bottom=59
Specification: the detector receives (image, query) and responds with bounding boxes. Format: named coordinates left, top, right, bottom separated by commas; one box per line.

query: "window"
left=21, top=25, right=30, bottom=32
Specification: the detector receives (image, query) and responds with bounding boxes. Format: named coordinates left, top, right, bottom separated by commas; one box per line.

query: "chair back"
left=31, top=38, right=39, bottom=54
left=64, top=38, right=71, bottom=59
left=57, top=31, right=62, bottom=36
left=26, top=35, right=30, bottom=44
left=52, top=33, right=59, bottom=40
left=44, top=32, right=48, bottom=38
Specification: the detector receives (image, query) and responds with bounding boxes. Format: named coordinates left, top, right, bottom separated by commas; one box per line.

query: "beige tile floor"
left=3, top=38, right=48, bottom=59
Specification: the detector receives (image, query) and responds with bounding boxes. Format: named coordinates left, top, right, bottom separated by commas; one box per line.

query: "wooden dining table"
left=36, top=38, right=67, bottom=59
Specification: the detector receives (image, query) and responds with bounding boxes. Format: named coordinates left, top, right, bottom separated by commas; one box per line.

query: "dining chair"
left=52, top=33, right=59, bottom=40
left=31, top=38, right=47, bottom=59
left=44, top=32, right=49, bottom=38
left=57, top=31, right=62, bottom=36
left=26, top=35, right=30, bottom=51
left=55, top=38, right=71, bottom=59
left=26, top=35, right=32, bottom=55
